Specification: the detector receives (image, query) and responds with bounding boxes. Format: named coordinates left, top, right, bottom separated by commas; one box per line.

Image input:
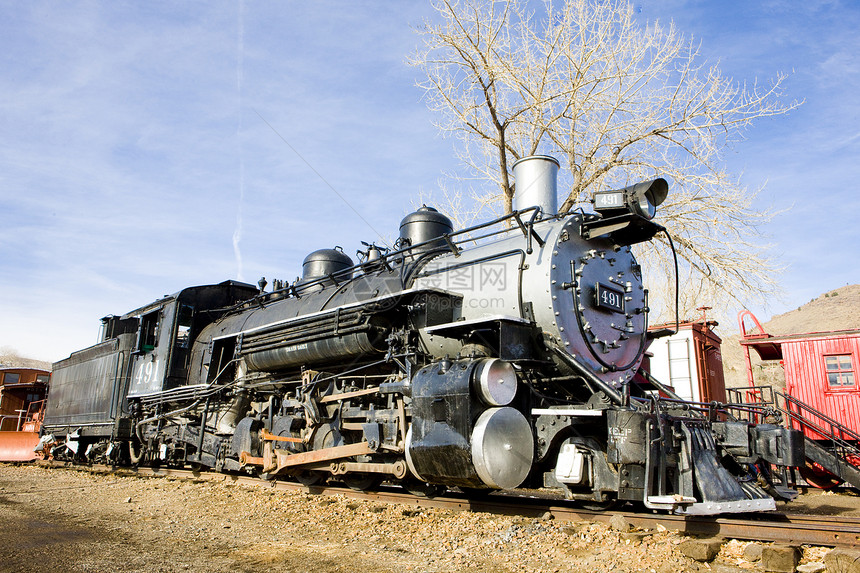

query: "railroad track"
left=44, top=462, right=860, bottom=549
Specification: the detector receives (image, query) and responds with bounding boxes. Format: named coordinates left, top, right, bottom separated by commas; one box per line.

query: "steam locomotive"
left=42, top=156, right=803, bottom=514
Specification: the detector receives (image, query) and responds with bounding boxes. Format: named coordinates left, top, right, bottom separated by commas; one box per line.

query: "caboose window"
left=824, top=354, right=855, bottom=387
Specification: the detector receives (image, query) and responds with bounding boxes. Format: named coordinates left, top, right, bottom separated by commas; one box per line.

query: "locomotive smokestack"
left=512, top=155, right=559, bottom=218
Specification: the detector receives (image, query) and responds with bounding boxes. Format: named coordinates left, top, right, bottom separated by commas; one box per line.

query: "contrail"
left=233, top=159, right=245, bottom=281
left=233, top=0, right=246, bottom=280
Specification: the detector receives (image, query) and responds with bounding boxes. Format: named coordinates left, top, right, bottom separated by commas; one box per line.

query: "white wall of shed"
left=648, top=329, right=700, bottom=402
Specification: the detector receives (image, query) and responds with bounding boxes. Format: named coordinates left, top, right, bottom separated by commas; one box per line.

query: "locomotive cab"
left=126, top=281, right=260, bottom=397
left=45, top=281, right=258, bottom=461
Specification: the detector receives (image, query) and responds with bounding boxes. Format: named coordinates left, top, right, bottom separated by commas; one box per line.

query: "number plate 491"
left=595, top=282, right=625, bottom=313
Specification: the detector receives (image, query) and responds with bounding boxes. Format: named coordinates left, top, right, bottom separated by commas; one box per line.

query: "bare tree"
left=410, top=0, right=799, bottom=318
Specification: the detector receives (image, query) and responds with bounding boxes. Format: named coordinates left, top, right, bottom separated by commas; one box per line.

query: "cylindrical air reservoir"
left=512, top=155, right=559, bottom=217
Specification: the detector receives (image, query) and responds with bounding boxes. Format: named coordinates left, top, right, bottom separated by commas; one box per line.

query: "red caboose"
left=739, top=311, right=860, bottom=488
left=739, top=313, right=860, bottom=439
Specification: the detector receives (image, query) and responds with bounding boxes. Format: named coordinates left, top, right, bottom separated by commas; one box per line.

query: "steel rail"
left=39, top=462, right=860, bottom=549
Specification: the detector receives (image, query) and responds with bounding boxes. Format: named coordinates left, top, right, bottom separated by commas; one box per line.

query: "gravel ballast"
left=0, top=464, right=848, bottom=572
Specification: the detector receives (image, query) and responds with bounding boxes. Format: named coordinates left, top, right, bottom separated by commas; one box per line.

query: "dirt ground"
left=778, top=485, right=860, bottom=517
left=0, top=464, right=853, bottom=573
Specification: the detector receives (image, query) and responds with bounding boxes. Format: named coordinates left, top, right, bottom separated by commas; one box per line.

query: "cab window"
left=175, top=304, right=194, bottom=348
left=139, top=310, right=160, bottom=353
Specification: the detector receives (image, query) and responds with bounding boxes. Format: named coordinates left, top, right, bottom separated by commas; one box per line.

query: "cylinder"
left=473, top=358, right=517, bottom=406
left=512, top=155, right=559, bottom=217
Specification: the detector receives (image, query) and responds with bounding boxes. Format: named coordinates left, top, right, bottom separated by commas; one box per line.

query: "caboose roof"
left=741, top=328, right=860, bottom=360
left=0, top=366, right=51, bottom=374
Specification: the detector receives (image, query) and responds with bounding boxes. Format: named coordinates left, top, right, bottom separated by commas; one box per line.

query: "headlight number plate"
left=595, top=282, right=625, bottom=313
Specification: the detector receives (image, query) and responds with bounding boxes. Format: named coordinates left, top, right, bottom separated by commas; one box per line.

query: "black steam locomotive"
left=43, top=156, right=802, bottom=514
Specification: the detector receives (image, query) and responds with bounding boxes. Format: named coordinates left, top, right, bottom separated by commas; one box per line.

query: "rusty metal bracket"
left=271, top=441, right=376, bottom=475
left=239, top=451, right=265, bottom=466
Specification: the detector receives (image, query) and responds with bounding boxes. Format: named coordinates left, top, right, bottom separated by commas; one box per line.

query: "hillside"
left=0, top=347, right=52, bottom=371
left=721, top=284, right=860, bottom=390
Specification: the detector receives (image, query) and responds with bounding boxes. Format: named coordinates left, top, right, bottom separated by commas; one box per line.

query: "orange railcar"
left=0, top=367, right=50, bottom=461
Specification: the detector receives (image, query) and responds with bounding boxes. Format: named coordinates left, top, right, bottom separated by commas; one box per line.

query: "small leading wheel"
left=295, top=471, right=325, bottom=486
left=342, top=473, right=382, bottom=491
left=403, top=480, right=446, bottom=498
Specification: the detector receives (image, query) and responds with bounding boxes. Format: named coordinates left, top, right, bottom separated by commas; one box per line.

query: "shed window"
left=824, top=354, right=855, bottom=387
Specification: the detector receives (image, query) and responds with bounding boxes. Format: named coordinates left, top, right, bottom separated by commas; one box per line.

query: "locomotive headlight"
left=593, top=178, right=668, bottom=220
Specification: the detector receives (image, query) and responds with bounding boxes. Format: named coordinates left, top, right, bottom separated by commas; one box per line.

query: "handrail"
left=737, top=309, right=769, bottom=339
left=249, top=206, right=549, bottom=303
left=726, top=385, right=776, bottom=406
left=723, top=385, right=780, bottom=424
left=778, top=391, right=860, bottom=448
left=727, top=385, right=858, bottom=443
left=24, top=399, right=46, bottom=419
left=721, top=385, right=860, bottom=480
left=0, top=399, right=47, bottom=431
left=779, top=390, right=860, bottom=477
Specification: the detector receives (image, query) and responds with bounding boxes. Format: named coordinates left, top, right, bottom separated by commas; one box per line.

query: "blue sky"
left=1, top=1, right=858, bottom=362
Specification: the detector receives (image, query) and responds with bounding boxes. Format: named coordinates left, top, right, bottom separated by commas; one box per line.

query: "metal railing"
left=725, top=386, right=778, bottom=424
left=0, top=399, right=46, bottom=432
left=237, top=206, right=550, bottom=306
left=780, top=391, right=860, bottom=463
left=0, top=415, right=21, bottom=431
left=726, top=386, right=860, bottom=468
